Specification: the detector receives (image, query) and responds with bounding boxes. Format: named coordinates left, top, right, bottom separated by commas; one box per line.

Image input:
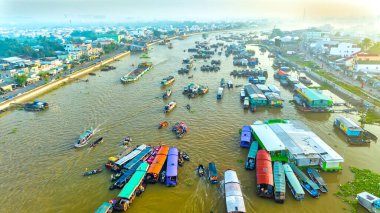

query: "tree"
left=361, top=38, right=373, bottom=51
left=367, top=42, right=380, bottom=54
left=274, top=38, right=282, bottom=47
left=14, top=74, right=28, bottom=86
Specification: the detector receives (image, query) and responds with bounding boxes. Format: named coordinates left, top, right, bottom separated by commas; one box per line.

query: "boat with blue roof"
left=307, top=168, right=328, bottom=193
left=290, top=164, right=320, bottom=198
left=74, top=129, right=94, bottom=148
left=240, top=126, right=251, bottom=148
left=208, top=162, right=218, bottom=184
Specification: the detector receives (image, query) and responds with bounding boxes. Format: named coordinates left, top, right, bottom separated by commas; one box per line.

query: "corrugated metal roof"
left=273, top=162, right=286, bottom=193
left=283, top=164, right=305, bottom=195
left=251, top=124, right=286, bottom=151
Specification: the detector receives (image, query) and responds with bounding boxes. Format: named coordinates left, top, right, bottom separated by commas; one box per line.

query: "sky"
left=1, top=0, right=380, bottom=24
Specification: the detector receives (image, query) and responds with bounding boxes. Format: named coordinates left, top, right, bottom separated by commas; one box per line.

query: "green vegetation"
left=14, top=74, right=28, bottom=86
left=368, top=42, right=380, bottom=54
left=286, top=54, right=318, bottom=68
left=102, top=43, right=119, bottom=54
left=0, top=37, right=64, bottom=58
left=10, top=128, right=17, bottom=134
left=360, top=110, right=380, bottom=124
left=336, top=167, right=380, bottom=212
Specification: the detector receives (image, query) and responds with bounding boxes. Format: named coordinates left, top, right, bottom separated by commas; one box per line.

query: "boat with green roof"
left=283, top=163, right=305, bottom=200
left=273, top=161, right=286, bottom=203
left=245, top=141, right=258, bottom=170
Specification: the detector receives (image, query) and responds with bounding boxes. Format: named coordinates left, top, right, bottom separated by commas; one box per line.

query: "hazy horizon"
left=1, top=0, right=379, bottom=25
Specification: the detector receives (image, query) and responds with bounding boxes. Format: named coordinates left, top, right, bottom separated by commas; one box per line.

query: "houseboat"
left=110, top=161, right=143, bottom=190
left=208, top=162, right=218, bottom=184
left=268, top=84, right=281, bottom=95
left=334, top=117, right=377, bottom=145
left=113, top=144, right=147, bottom=170
left=164, top=101, right=177, bottom=113
left=120, top=62, right=153, bottom=83
left=245, top=141, right=258, bottom=170
left=283, top=163, right=305, bottom=200
left=265, top=92, right=283, bottom=107
left=356, top=192, right=380, bottom=213
left=163, top=89, right=172, bottom=99
left=240, top=89, right=246, bottom=101
left=113, top=162, right=149, bottom=211
left=290, top=164, right=320, bottom=198
left=166, top=147, right=179, bottom=187
left=74, top=129, right=94, bottom=148
left=294, top=85, right=332, bottom=112
left=240, top=126, right=251, bottom=148
left=244, top=83, right=267, bottom=110
left=256, top=150, right=274, bottom=198
left=224, top=169, right=246, bottom=213
left=24, top=100, right=49, bottom=111
left=217, top=87, right=224, bottom=100
left=145, top=145, right=169, bottom=183
left=161, top=76, right=175, bottom=86
left=307, top=168, right=328, bottom=193
left=95, top=202, right=113, bottom=213
left=273, top=161, right=286, bottom=203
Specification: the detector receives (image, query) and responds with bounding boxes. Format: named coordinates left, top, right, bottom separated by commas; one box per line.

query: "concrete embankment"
left=0, top=51, right=131, bottom=112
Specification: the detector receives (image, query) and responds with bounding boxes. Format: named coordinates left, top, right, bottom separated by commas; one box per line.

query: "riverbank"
left=0, top=31, right=216, bottom=113
left=0, top=50, right=131, bottom=112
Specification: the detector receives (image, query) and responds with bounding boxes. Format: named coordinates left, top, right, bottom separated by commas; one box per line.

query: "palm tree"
left=361, top=38, right=373, bottom=50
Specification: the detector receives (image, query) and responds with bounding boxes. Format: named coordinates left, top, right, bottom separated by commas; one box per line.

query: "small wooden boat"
left=74, top=129, right=94, bottom=148
left=243, top=97, right=249, bottom=109
left=160, top=171, right=166, bottom=184
left=164, top=101, right=176, bottom=113
left=24, top=100, right=49, bottom=111
left=89, top=72, right=96, bottom=76
left=186, top=104, right=191, bottom=111
left=208, top=162, right=218, bottom=184
left=162, top=89, right=172, bottom=99
left=290, top=164, right=320, bottom=198
left=182, top=152, right=190, bottom=161
left=90, top=137, right=103, bottom=148
left=122, top=136, right=132, bottom=146
left=188, top=75, right=193, bottom=79
left=158, top=121, right=169, bottom=129
left=198, top=164, right=205, bottom=177
left=83, top=168, right=102, bottom=176
left=161, top=76, right=175, bottom=86
left=307, top=168, right=328, bottom=193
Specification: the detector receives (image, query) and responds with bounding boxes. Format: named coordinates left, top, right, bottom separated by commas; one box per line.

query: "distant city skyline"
left=1, top=0, right=379, bottom=24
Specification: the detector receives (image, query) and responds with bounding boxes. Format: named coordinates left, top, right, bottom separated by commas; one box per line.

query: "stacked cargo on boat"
left=251, top=119, right=344, bottom=172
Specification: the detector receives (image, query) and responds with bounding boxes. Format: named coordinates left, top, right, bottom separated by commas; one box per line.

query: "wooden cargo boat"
left=166, top=148, right=179, bottom=186
left=90, top=137, right=103, bottom=148
left=245, top=141, right=258, bottom=170
left=307, top=168, right=328, bottom=193
left=120, top=62, right=153, bottom=83
left=208, top=162, right=218, bottom=184
left=164, top=101, right=176, bottom=113
left=290, top=164, right=320, bottom=198
left=161, top=76, right=175, bottom=86
left=256, top=150, right=274, bottom=198
left=273, top=161, right=286, bottom=203
left=224, top=169, right=246, bottom=213
left=145, top=145, right=169, bottom=183
left=113, top=162, right=149, bottom=211
left=283, top=163, right=305, bottom=200
left=24, top=100, right=49, bottom=111
left=113, top=144, right=147, bottom=171
left=162, top=89, right=172, bottom=99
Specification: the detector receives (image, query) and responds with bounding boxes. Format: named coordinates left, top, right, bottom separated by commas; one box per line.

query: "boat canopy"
left=256, top=150, right=274, bottom=185
left=78, top=129, right=93, bottom=141
left=273, top=161, right=286, bottom=193
left=268, top=84, right=280, bottom=95
left=256, top=84, right=270, bottom=92
left=277, top=70, right=287, bottom=76
left=224, top=170, right=246, bottom=213
left=247, top=142, right=258, bottom=159
left=114, top=161, right=143, bottom=187
left=108, top=156, right=119, bottom=162
left=117, top=162, right=149, bottom=199
left=147, top=145, right=169, bottom=175
left=208, top=162, right=218, bottom=177
left=123, top=147, right=152, bottom=170
left=115, top=144, right=147, bottom=166
left=166, top=148, right=178, bottom=177
left=283, top=164, right=305, bottom=195
left=95, top=202, right=112, bottom=213
left=290, top=164, right=320, bottom=190
left=241, top=126, right=251, bottom=142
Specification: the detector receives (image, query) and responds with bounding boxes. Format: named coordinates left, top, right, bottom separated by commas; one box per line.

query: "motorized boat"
left=160, top=171, right=166, bottom=184
left=172, top=122, right=188, bottom=138
left=122, top=136, right=132, bottom=146
left=88, top=72, right=96, bottom=76
left=24, top=100, right=49, bottom=111
left=164, top=101, right=177, bottom=113
left=74, top=129, right=94, bottom=148
left=90, top=137, right=103, bottom=148
left=162, top=89, right=172, bottom=99
left=198, top=164, right=205, bottom=177
left=83, top=168, right=102, bottom=176
left=182, top=152, right=190, bottom=161
left=243, top=97, right=249, bottom=109
left=161, top=76, right=175, bottom=86
left=307, top=168, right=328, bottom=193
left=158, top=121, right=169, bottom=129
left=208, top=162, right=218, bottom=184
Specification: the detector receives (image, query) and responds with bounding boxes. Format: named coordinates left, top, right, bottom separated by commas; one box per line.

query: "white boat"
left=227, top=80, right=233, bottom=88
left=164, top=101, right=177, bottom=113
left=217, top=87, right=224, bottom=100
left=240, top=89, right=246, bottom=101
left=224, top=170, right=246, bottom=213
left=243, top=97, right=249, bottom=109
left=114, top=144, right=147, bottom=167
left=357, top=192, right=380, bottom=213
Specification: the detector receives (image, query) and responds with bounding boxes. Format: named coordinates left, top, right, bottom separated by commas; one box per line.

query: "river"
left=0, top=33, right=379, bottom=213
